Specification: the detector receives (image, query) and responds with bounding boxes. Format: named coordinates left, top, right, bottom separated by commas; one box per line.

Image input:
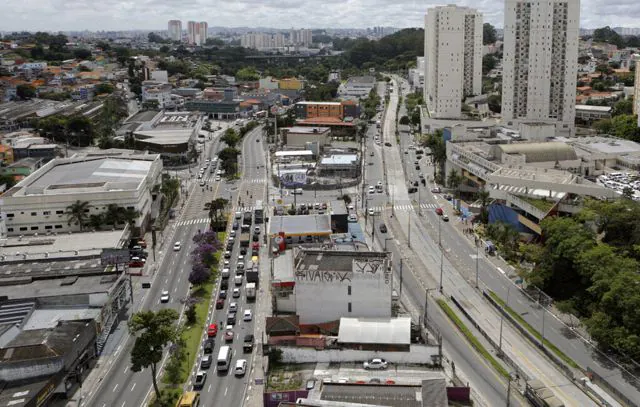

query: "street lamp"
left=506, top=371, right=518, bottom=407
left=438, top=218, right=444, bottom=293
left=498, top=282, right=511, bottom=357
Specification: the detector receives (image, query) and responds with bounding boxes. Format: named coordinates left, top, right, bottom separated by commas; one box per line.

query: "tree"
left=88, top=214, right=104, bottom=231
left=205, top=38, right=225, bottom=47
left=623, top=186, right=635, bottom=200
left=399, top=115, right=410, bottom=125
left=487, top=94, right=502, bottom=113
left=482, top=54, right=497, bottom=75
left=66, top=115, right=95, bottom=146
left=593, top=26, right=625, bottom=48
left=218, top=147, right=240, bottom=175
left=148, top=32, right=166, bottom=43
left=204, top=198, right=229, bottom=226
left=128, top=309, right=179, bottom=399
left=341, top=194, right=352, bottom=205
left=236, top=67, right=260, bottom=81
left=16, top=84, right=36, bottom=100
left=95, top=83, right=115, bottom=94
left=483, top=23, right=497, bottom=45
left=612, top=98, right=633, bottom=117
left=73, top=48, right=92, bottom=60
left=65, top=200, right=90, bottom=231
left=221, top=128, right=240, bottom=148
left=477, top=188, right=491, bottom=224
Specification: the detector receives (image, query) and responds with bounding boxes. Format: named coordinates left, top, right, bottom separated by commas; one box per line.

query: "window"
left=45, top=225, right=53, bottom=230
left=348, top=303, right=352, bottom=313
left=43, top=211, right=51, bottom=216
left=56, top=210, right=64, bottom=215
left=31, top=226, right=38, bottom=231
left=348, top=286, right=352, bottom=296
left=7, top=228, right=13, bottom=232
left=6, top=213, right=14, bottom=218
left=54, top=225, right=62, bottom=229
left=127, top=206, right=134, bottom=210
left=31, top=212, right=37, bottom=216
left=20, top=227, right=27, bottom=231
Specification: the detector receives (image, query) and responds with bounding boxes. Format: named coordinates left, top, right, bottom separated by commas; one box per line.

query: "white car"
left=363, top=358, right=388, bottom=370
left=348, top=214, right=358, bottom=222
left=347, top=204, right=355, bottom=211
left=173, top=241, right=181, bottom=251
left=160, top=290, right=170, bottom=303
left=232, top=288, right=241, bottom=298
left=229, top=302, right=238, bottom=312
left=234, top=359, right=247, bottom=376
left=368, top=186, right=375, bottom=194
left=199, top=179, right=206, bottom=186
left=368, top=208, right=374, bottom=216
left=243, top=309, right=252, bottom=321
left=215, top=175, right=221, bottom=181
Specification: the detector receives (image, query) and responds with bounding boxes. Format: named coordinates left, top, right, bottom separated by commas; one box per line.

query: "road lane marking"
left=123, top=366, right=128, bottom=374
left=121, top=402, right=126, bottom=407
left=208, top=384, right=212, bottom=393
left=112, top=384, right=118, bottom=392
left=225, top=387, right=228, bottom=396
left=130, top=383, right=136, bottom=391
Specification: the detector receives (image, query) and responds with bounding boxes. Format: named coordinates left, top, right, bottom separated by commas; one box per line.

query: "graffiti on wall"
left=353, top=258, right=384, bottom=275
left=295, top=269, right=352, bottom=283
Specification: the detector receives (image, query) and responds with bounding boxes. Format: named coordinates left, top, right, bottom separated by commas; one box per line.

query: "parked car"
left=173, top=241, right=181, bottom=251
left=431, top=187, right=441, bottom=193
left=384, top=142, right=392, bottom=147
left=306, top=378, right=316, bottom=390
left=348, top=214, right=358, bottom=222
left=379, top=223, right=387, bottom=233
left=363, top=358, right=388, bottom=370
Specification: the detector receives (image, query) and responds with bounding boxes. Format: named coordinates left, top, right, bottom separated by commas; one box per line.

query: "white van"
left=234, top=274, right=243, bottom=286
left=217, top=345, right=232, bottom=371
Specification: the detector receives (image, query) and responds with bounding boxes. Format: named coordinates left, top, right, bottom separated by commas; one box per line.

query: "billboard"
left=101, top=248, right=130, bottom=265
left=279, top=172, right=307, bottom=188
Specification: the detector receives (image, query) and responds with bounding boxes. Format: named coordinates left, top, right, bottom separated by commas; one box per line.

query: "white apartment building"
left=634, top=55, right=640, bottom=126
left=0, top=154, right=162, bottom=236
left=167, top=20, right=182, bottom=42
left=289, top=29, right=313, bottom=47
left=502, top=0, right=580, bottom=135
left=424, top=5, right=483, bottom=119
left=187, top=21, right=208, bottom=46
left=241, top=33, right=286, bottom=50
left=141, top=81, right=172, bottom=108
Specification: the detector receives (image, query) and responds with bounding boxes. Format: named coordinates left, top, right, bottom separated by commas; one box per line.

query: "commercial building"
left=141, top=80, right=173, bottom=109
left=282, top=126, right=331, bottom=148
left=268, top=214, right=333, bottom=241
left=185, top=99, right=240, bottom=119
left=273, top=248, right=392, bottom=327
left=502, top=0, right=580, bottom=135
left=575, top=104, right=612, bottom=122
left=424, top=5, right=483, bottom=119
left=0, top=153, right=162, bottom=236
left=317, top=152, right=360, bottom=178
left=187, top=21, right=208, bottom=46
left=168, top=20, right=182, bottom=42
left=338, top=76, right=376, bottom=99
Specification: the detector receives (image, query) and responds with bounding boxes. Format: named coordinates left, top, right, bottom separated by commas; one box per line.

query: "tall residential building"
left=167, top=20, right=182, bottom=42
left=241, top=33, right=285, bottom=50
left=501, top=0, right=580, bottom=134
left=423, top=5, right=483, bottom=119
left=635, top=55, right=640, bottom=126
left=187, top=21, right=208, bottom=46
left=289, top=29, right=313, bottom=47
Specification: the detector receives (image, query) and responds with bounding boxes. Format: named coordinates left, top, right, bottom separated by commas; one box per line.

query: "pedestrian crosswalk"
left=176, top=218, right=210, bottom=227
left=368, top=203, right=439, bottom=212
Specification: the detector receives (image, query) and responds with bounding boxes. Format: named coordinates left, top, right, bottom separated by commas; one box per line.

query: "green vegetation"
left=522, top=199, right=640, bottom=361
left=483, top=23, right=498, bottom=45
left=38, top=91, right=71, bottom=101
left=16, top=84, right=36, bottom=100
left=437, top=299, right=510, bottom=379
left=484, top=221, right=520, bottom=262
left=517, top=195, right=555, bottom=213
left=593, top=114, right=640, bottom=141
left=362, top=89, right=381, bottom=120
left=592, top=26, right=640, bottom=48
left=404, top=92, right=423, bottom=126
left=488, top=291, right=579, bottom=369
left=236, top=66, right=260, bottom=81
left=267, top=364, right=304, bottom=391
left=420, top=129, right=446, bottom=184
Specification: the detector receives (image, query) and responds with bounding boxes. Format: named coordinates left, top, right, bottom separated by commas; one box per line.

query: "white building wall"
left=634, top=55, right=640, bottom=125
left=295, top=259, right=392, bottom=325
left=424, top=6, right=483, bottom=119
left=167, top=20, right=182, bottom=42
left=502, top=0, right=580, bottom=134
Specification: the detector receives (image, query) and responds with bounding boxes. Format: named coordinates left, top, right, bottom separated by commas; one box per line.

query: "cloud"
left=1, top=0, right=638, bottom=32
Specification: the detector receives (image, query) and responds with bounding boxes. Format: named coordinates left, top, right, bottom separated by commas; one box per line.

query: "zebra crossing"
left=368, top=203, right=439, bottom=212
left=176, top=218, right=210, bottom=227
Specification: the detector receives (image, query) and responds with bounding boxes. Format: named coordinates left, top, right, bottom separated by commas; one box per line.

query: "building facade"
left=424, top=5, right=483, bottom=119
left=168, top=20, right=182, bottom=42
left=634, top=55, right=640, bottom=126
left=241, top=33, right=286, bottom=50
left=502, top=0, right=580, bottom=134
left=187, top=21, right=208, bottom=46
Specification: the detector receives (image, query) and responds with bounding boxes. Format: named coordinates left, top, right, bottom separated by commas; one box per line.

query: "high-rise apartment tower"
left=168, top=20, right=182, bottom=42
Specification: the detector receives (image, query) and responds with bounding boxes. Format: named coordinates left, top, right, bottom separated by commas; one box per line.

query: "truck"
left=245, top=282, right=256, bottom=300
left=240, top=232, right=251, bottom=247
left=243, top=211, right=252, bottom=225
left=246, top=269, right=259, bottom=285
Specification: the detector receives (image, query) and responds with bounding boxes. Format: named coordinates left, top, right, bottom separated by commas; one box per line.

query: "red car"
left=216, top=299, right=224, bottom=309
left=435, top=208, right=444, bottom=216
left=252, top=242, right=260, bottom=250
left=207, top=323, right=218, bottom=337
left=129, top=257, right=145, bottom=268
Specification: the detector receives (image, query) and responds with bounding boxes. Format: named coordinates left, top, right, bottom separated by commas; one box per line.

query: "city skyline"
left=1, top=0, right=639, bottom=32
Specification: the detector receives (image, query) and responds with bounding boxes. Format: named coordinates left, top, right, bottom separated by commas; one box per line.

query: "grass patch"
left=517, top=195, right=555, bottom=213
left=267, top=367, right=304, bottom=391
left=488, top=291, right=579, bottom=369
left=437, top=299, right=510, bottom=379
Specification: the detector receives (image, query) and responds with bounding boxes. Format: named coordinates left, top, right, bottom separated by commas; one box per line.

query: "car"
left=377, top=181, right=383, bottom=186
left=442, top=214, right=449, bottom=222
left=237, top=254, right=244, bottom=262
left=368, top=186, right=375, bottom=194
left=220, top=279, right=228, bottom=290
left=224, top=325, right=234, bottom=342
left=254, top=226, right=261, bottom=235
left=200, top=354, right=212, bottom=369
left=252, top=234, right=259, bottom=242
left=408, top=187, right=417, bottom=193
left=193, top=371, right=207, bottom=389
left=293, top=188, right=304, bottom=195
left=370, top=151, right=375, bottom=156
left=435, top=207, right=444, bottom=216
left=363, top=358, right=388, bottom=370
left=404, top=150, right=409, bottom=154
left=243, top=309, right=252, bottom=321
left=203, top=338, right=214, bottom=353
left=256, top=138, right=260, bottom=142
left=414, top=160, right=419, bottom=165
left=199, top=179, right=206, bottom=187
left=173, top=241, right=181, bottom=251
left=219, top=290, right=227, bottom=299
left=224, top=250, right=232, bottom=259
left=205, top=159, right=210, bottom=164
left=207, top=323, right=218, bottom=337
left=197, top=172, right=203, bottom=179
left=347, top=204, right=355, bottom=211
left=232, top=288, right=241, bottom=298
left=216, top=299, right=224, bottom=309
left=306, top=378, right=316, bottom=390
left=384, top=142, right=392, bottom=147
left=234, top=359, right=247, bottom=376
left=243, top=334, right=254, bottom=352
left=236, top=262, right=245, bottom=270
left=229, top=230, right=236, bottom=238
left=160, top=290, right=170, bottom=303
left=413, top=181, right=419, bottom=187
left=229, top=302, right=238, bottom=312
left=129, top=257, right=145, bottom=268
left=252, top=242, right=260, bottom=250
left=227, top=312, right=237, bottom=325
left=415, top=165, right=420, bottom=171
left=368, top=208, right=374, bottom=216
left=348, top=214, right=358, bottom=222
left=215, top=175, right=221, bottom=181
left=431, top=187, right=441, bottom=193
left=232, top=221, right=239, bottom=230
left=379, top=223, right=387, bottom=233
left=419, top=173, right=425, bottom=179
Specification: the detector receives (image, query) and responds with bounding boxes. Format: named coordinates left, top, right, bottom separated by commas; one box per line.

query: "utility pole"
left=475, top=242, right=480, bottom=289
left=439, top=218, right=443, bottom=293
left=399, top=258, right=403, bottom=297
left=408, top=214, right=411, bottom=249
left=498, top=282, right=511, bottom=356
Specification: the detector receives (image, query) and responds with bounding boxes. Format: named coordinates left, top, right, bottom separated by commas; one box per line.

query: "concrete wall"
left=278, top=344, right=440, bottom=364
left=296, top=258, right=392, bottom=325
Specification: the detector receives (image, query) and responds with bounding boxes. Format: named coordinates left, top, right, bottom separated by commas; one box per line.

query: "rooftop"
left=338, top=317, right=411, bottom=345
left=575, top=104, right=612, bottom=112
left=320, top=154, right=358, bottom=166
left=6, top=155, right=157, bottom=196
left=286, top=126, right=331, bottom=134
left=269, top=214, right=332, bottom=237
left=0, top=271, right=123, bottom=301
left=344, top=76, right=376, bottom=84
left=297, top=117, right=355, bottom=127
left=295, top=249, right=388, bottom=272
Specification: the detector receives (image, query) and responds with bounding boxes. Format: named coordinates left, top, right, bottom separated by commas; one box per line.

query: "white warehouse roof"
left=338, top=317, right=411, bottom=345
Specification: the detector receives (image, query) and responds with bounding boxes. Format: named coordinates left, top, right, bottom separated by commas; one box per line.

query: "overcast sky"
left=2, top=0, right=638, bottom=32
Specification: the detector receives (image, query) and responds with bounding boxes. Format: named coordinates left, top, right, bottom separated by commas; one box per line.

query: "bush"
left=186, top=305, right=196, bottom=324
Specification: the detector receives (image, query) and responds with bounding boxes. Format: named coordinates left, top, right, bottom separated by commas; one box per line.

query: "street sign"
left=100, top=248, right=130, bottom=266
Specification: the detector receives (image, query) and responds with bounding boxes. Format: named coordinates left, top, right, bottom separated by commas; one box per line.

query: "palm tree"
left=65, top=200, right=91, bottom=231
left=103, top=204, right=124, bottom=228
left=122, top=207, right=140, bottom=228
left=447, top=169, right=463, bottom=211
left=88, top=214, right=104, bottom=231
left=477, top=188, right=491, bottom=224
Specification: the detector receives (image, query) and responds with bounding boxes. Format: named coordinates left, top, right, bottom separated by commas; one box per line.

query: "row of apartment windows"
left=4, top=206, right=135, bottom=218
left=7, top=224, right=64, bottom=233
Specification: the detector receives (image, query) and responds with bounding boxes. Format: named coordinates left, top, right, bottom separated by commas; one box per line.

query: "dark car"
left=232, top=221, right=239, bottom=230
left=408, top=187, right=417, bottom=194
left=413, top=181, right=419, bottom=187
left=220, top=279, right=228, bottom=290
left=219, top=290, right=227, bottom=299
left=227, top=312, right=237, bottom=325
left=379, top=223, right=388, bottom=233
left=226, top=242, right=234, bottom=251
left=203, top=338, right=214, bottom=353
left=243, top=334, right=254, bottom=352
left=415, top=165, right=420, bottom=171
left=216, top=299, right=224, bottom=309
left=240, top=247, right=247, bottom=255
left=384, top=142, right=392, bottom=147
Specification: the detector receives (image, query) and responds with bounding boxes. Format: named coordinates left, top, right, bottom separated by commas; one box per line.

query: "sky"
left=2, top=0, right=639, bottom=32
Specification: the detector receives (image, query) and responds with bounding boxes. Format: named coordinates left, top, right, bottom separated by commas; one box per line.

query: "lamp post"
left=541, top=305, right=547, bottom=350
left=475, top=241, right=480, bottom=289
left=438, top=218, right=444, bottom=293
left=506, top=371, right=518, bottom=407
left=498, top=282, right=511, bottom=357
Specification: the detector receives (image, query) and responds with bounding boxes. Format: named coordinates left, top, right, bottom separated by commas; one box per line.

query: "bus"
left=176, top=391, right=200, bottom=407
left=254, top=200, right=264, bottom=224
